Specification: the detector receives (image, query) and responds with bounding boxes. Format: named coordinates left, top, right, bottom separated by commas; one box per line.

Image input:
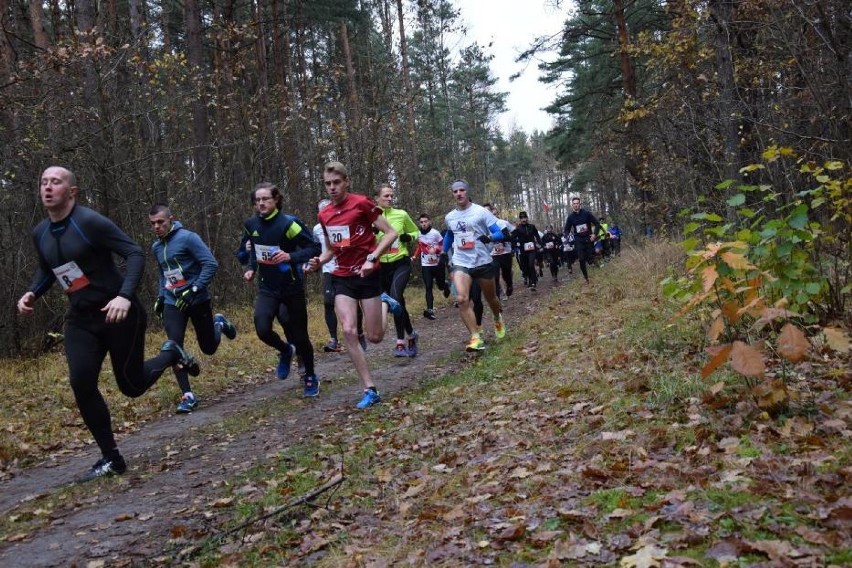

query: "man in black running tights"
left=17, top=166, right=200, bottom=482
left=563, top=196, right=602, bottom=284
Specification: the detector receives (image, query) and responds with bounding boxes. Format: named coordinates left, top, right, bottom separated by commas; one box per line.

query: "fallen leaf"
left=495, top=523, right=526, bottom=542
left=620, top=544, right=668, bottom=567
left=704, top=538, right=743, bottom=562
left=822, top=327, right=850, bottom=353
left=777, top=323, right=810, bottom=363
left=752, top=379, right=789, bottom=415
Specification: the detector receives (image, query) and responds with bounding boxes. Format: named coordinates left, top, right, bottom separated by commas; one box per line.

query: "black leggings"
left=519, top=250, right=538, bottom=286
left=254, top=288, right=314, bottom=375
left=576, top=240, right=595, bottom=281
left=420, top=263, right=446, bottom=311
left=380, top=257, right=414, bottom=340
left=65, top=302, right=177, bottom=457
left=163, top=301, right=221, bottom=393
left=492, top=253, right=513, bottom=296
left=470, top=280, right=484, bottom=327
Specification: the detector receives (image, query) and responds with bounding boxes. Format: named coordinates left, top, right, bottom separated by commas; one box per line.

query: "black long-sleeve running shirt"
left=28, top=204, right=145, bottom=312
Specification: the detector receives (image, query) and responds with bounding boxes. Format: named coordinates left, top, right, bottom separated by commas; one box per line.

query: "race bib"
left=492, top=242, right=506, bottom=255
left=422, top=253, right=439, bottom=267
left=523, top=242, right=536, bottom=252
left=545, top=242, right=554, bottom=249
left=163, top=267, right=187, bottom=290
left=456, top=231, right=475, bottom=250
left=387, top=238, right=401, bottom=255
left=564, top=244, right=574, bottom=252
left=254, top=244, right=281, bottom=265
left=52, top=261, right=90, bottom=293
left=575, top=223, right=589, bottom=234
left=327, top=225, right=351, bottom=248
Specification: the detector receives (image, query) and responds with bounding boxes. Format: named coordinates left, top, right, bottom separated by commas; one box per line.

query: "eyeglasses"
left=254, top=196, right=274, bottom=203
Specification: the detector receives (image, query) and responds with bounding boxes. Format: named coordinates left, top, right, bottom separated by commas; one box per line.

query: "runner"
left=17, top=166, right=200, bottom=481
left=306, top=161, right=401, bottom=409
left=563, top=196, right=602, bottom=284
left=149, top=204, right=237, bottom=413
left=484, top=203, right=515, bottom=300
left=442, top=180, right=508, bottom=352
left=374, top=184, right=420, bottom=357
left=511, top=211, right=543, bottom=291
left=541, top=225, right=563, bottom=282
left=242, top=182, right=321, bottom=397
left=415, top=213, right=448, bottom=320
left=312, top=199, right=366, bottom=353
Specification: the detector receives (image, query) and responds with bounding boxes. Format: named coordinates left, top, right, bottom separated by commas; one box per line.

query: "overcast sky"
left=452, top=0, right=567, bottom=134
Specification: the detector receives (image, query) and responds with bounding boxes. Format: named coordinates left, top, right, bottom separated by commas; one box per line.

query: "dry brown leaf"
left=744, top=539, right=800, bottom=561
left=752, top=379, right=789, bottom=414
left=707, top=315, right=725, bottom=342
left=211, top=497, right=234, bottom=508
left=495, top=523, right=526, bottom=542
left=702, top=344, right=732, bottom=379
left=701, top=265, right=718, bottom=293
left=777, top=323, right=810, bottom=363
left=822, top=327, right=850, bottom=353
left=620, top=544, right=668, bottom=567
left=720, top=251, right=752, bottom=270
left=730, top=341, right=765, bottom=379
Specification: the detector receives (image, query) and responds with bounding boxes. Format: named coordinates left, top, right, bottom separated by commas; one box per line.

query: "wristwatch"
left=366, top=253, right=377, bottom=263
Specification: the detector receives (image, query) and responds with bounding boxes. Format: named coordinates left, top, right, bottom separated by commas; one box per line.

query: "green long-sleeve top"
left=376, top=207, right=419, bottom=263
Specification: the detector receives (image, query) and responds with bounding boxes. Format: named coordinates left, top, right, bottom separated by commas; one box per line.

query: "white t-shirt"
left=313, top=223, right=337, bottom=274
left=418, top=228, right=444, bottom=267
left=444, top=203, right=499, bottom=269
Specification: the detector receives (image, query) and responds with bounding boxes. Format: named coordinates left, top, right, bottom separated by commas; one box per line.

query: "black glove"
left=153, top=296, right=164, bottom=322
left=501, top=227, right=511, bottom=239
left=399, top=233, right=412, bottom=243
left=439, top=251, right=449, bottom=264
left=175, top=286, right=198, bottom=312
left=478, top=235, right=492, bottom=244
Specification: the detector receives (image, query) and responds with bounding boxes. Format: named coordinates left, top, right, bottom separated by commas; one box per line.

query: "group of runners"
left=16, top=164, right=610, bottom=481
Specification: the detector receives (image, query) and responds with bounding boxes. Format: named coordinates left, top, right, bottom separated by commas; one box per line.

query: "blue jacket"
left=151, top=221, right=218, bottom=306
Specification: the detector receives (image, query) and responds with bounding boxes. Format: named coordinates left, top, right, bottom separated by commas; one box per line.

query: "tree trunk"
left=28, top=1, right=51, bottom=50
left=709, top=0, right=741, bottom=182
left=396, top=0, right=420, bottom=208
left=184, top=0, right=213, bottom=239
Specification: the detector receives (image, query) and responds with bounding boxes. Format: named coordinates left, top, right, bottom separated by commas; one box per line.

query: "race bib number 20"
left=327, top=225, right=351, bottom=248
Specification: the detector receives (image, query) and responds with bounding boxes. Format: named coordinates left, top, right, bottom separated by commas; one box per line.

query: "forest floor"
left=0, top=242, right=849, bottom=567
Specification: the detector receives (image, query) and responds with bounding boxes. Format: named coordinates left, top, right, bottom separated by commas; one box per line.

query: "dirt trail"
left=0, top=276, right=569, bottom=566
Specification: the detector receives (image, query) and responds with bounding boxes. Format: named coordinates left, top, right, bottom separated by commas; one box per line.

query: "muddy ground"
left=0, top=274, right=569, bottom=566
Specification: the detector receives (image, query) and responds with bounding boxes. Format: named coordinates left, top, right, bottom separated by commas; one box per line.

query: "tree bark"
left=184, top=0, right=213, bottom=238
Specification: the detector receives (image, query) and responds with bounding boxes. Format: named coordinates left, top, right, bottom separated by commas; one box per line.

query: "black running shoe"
left=162, top=340, right=200, bottom=376
left=79, top=456, right=127, bottom=482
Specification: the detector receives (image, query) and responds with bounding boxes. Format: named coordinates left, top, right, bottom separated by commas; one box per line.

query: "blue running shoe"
left=303, top=374, right=320, bottom=397
left=176, top=394, right=199, bottom=414
left=380, top=292, right=402, bottom=316
left=214, top=313, right=237, bottom=340
left=277, top=344, right=294, bottom=380
left=356, top=388, right=381, bottom=409
left=394, top=343, right=409, bottom=357
left=407, top=331, right=418, bottom=358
